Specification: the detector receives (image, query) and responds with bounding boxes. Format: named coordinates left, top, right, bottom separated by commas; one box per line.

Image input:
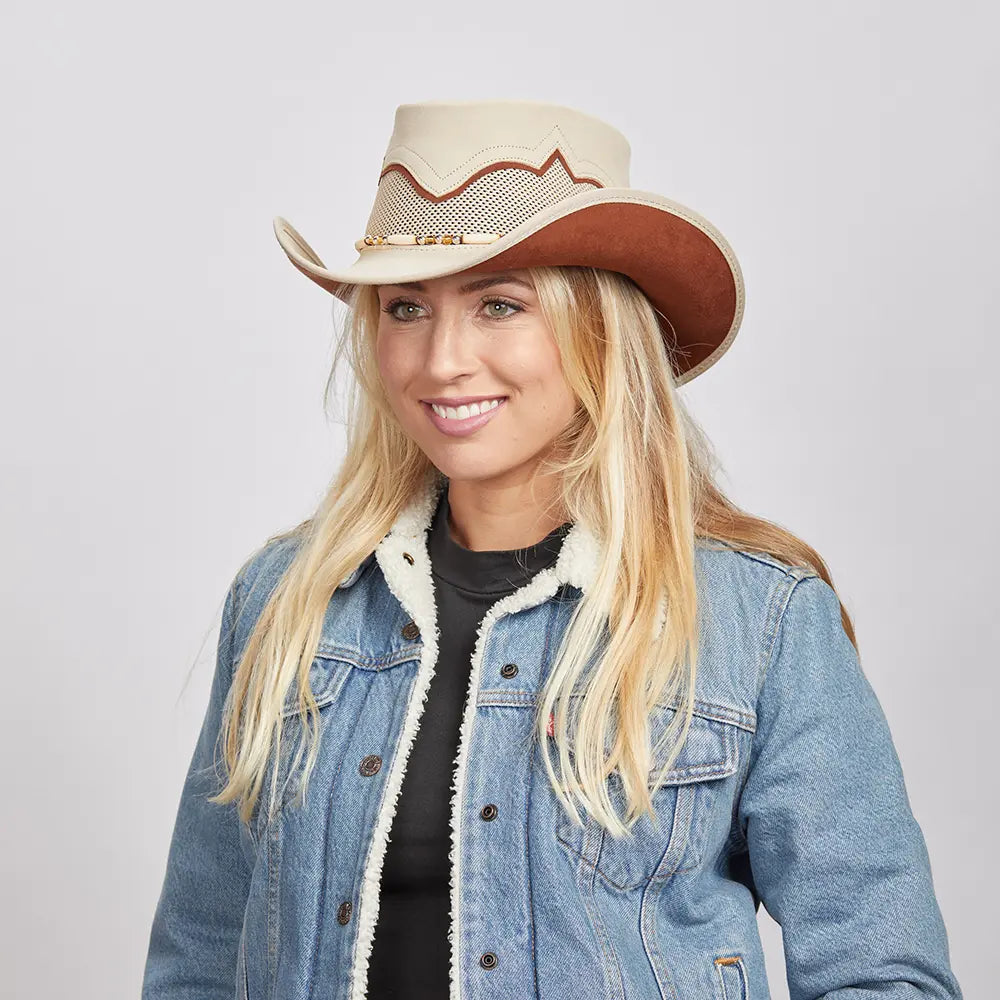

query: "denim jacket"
left=142, top=473, right=962, bottom=1000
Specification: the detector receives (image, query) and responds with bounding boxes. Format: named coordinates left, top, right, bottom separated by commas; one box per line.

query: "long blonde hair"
left=213, top=265, right=855, bottom=838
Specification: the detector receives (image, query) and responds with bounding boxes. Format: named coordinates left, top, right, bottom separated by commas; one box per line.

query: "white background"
left=2, top=1, right=992, bottom=996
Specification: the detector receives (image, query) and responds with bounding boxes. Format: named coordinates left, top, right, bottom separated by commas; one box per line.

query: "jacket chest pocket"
left=249, top=652, right=355, bottom=837
left=554, top=706, right=742, bottom=891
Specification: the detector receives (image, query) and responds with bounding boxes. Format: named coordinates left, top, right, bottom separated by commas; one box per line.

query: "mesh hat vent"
left=363, top=156, right=600, bottom=238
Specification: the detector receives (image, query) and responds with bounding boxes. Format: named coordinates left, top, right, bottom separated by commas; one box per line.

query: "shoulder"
left=236, top=528, right=306, bottom=594
left=695, top=541, right=854, bottom=704
left=694, top=536, right=819, bottom=609
left=228, top=527, right=308, bottom=650
left=693, top=538, right=834, bottom=688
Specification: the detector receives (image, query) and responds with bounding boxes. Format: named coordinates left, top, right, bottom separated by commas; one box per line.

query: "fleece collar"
left=371, top=469, right=601, bottom=592
left=337, top=469, right=602, bottom=594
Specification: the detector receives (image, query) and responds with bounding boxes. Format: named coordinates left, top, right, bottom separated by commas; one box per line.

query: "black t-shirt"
left=366, top=484, right=572, bottom=997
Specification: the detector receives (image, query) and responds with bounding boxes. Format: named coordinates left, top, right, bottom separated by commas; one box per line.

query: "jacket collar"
left=337, top=469, right=601, bottom=595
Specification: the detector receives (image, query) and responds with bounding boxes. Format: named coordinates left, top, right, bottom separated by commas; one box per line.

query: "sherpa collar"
left=338, top=469, right=602, bottom=595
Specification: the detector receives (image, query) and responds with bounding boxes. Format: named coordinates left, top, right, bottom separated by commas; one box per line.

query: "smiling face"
left=374, top=268, right=577, bottom=490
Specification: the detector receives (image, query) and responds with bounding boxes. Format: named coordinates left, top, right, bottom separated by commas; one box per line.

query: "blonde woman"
left=142, top=100, right=962, bottom=1000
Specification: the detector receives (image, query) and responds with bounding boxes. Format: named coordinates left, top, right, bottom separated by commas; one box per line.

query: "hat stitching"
left=379, top=150, right=605, bottom=204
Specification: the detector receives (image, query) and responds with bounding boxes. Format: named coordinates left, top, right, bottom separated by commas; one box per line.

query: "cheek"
left=505, top=340, right=573, bottom=407
left=375, top=334, right=411, bottom=393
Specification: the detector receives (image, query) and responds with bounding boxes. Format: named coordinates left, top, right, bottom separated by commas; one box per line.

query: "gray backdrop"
left=2, top=0, right=992, bottom=996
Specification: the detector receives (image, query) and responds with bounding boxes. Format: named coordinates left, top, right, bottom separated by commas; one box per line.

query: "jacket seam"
left=755, top=573, right=817, bottom=702
left=729, top=572, right=815, bottom=854
left=230, top=567, right=246, bottom=686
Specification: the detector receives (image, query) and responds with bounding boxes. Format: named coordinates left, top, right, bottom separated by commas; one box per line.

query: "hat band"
left=356, top=232, right=502, bottom=251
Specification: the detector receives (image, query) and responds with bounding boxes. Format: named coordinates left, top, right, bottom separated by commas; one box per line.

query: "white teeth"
left=430, top=397, right=504, bottom=420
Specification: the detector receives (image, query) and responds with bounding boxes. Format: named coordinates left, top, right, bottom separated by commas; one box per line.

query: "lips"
left=421, top=396, right=508, bottom=437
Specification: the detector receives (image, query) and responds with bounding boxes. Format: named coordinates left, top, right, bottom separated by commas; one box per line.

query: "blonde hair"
left=212, top=265, right=856, bottom=839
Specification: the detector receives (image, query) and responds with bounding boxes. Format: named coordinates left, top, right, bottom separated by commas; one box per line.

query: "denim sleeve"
left=141, top=573, right=252, bottom=999
left=737, top=574, right=962, bottom=999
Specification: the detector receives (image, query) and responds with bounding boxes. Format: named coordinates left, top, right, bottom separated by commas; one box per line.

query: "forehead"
left=379, top=270, right=534, bottom=295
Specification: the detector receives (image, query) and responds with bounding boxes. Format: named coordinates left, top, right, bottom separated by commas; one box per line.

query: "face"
left=375, top=269, right=577, bottom=488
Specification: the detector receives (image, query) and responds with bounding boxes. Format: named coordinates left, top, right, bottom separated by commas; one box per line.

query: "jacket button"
left=359, top=754, right=382, bottom=776
left=336, top=901, right=353, bottom=925
left=402, top=551, right=414, bottom=565
left=500, top=663, right=518, bottom=678
left=401, top=620, right=421, bottom=640
left=480, top=803, right=498, bottom=821
left=480, top=952, right=498, bottom=970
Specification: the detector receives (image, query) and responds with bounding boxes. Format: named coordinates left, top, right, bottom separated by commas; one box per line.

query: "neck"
left=444, top=475, right=570, bottom=552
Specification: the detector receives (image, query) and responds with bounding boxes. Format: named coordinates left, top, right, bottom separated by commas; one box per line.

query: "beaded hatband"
left=356, top=232, right=502, bottom=250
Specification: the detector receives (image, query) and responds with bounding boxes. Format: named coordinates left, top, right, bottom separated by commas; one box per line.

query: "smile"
left=421, top=396, right=508, bottom=437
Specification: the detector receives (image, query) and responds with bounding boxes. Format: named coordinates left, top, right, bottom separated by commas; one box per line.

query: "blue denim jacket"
left=142, top=475, right=961, bottom=1000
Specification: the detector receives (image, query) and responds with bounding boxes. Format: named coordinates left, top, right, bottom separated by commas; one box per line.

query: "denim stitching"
left=577, top=830, right=628, bottom=1000
left=523, top=760, right=541, bottom=1000
left=640, top=869, right=681, bottom=999
left=713, top=954, right=748, bottom=1000
left=266, top=809, right=280, bottom=992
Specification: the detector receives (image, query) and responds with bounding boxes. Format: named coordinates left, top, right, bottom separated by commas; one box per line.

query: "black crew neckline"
left=427, top=484, right=572, bottom=596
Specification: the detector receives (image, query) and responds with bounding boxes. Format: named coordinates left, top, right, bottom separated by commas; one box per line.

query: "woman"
left=142, top=100, right=962, bottom=999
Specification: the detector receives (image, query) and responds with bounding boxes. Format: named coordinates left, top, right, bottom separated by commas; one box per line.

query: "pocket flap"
left=279, top=654, right=352, bottom=717
left=558, top=703, right=742, bottom=787
left=647, top=707, right=740, bottom=786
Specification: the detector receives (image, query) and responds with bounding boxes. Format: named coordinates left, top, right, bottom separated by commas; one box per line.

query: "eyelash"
left=381, top=295, right=524, bottom=323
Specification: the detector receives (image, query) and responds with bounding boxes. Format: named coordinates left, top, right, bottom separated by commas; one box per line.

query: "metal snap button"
left=480, top=952, right=498, bottom=970
left=336, top=901, right=353, bottom=925
left=401, top=620, right=421, bottom=640
left=500, top=663, right=518, bottom=678
left=402, top=552, right=414, bottom=565
left=480, top=803, right=498, bottom=821
left=359, top=754, right=382, bottom=776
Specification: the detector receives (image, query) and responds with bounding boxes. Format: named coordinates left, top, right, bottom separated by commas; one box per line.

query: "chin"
left=431, top=459, right=501, bottom=480
left=425, top=452, right=511, bottom=481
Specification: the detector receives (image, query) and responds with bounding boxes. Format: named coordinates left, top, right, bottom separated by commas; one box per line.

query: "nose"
left=420, top=310, right=480, bottom=382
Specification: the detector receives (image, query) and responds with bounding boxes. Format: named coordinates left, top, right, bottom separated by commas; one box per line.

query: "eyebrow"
left=386, top=274, right=534, bottom=295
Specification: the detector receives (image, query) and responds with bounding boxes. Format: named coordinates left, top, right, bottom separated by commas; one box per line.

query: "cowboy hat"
left=273, top=99, right=745, bottom=385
